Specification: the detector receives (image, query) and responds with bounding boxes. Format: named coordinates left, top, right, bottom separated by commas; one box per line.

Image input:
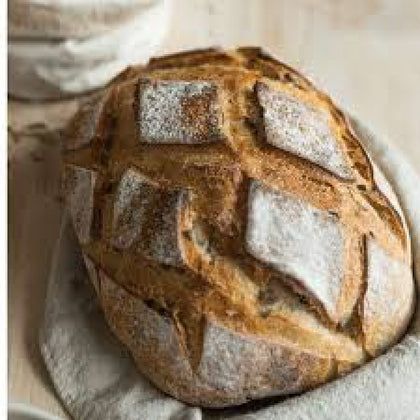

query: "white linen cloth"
left=9, top=0, right=166, bottom=39
left=8, top=0, right=171, bottom=100
left=39, top=119, right=420, bottom=420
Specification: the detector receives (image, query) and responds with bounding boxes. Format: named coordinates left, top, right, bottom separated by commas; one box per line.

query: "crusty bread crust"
left=64, top=47, right=415, bottom=407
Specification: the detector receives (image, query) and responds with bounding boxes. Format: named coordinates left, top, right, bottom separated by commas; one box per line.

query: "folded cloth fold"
left=9, top=0, right=164, bottom=39
left=8, top=0, right=171, bottom=100
left=40, top=119, right=420, bottom=420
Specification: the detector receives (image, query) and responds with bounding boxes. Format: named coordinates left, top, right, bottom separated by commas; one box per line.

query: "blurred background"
left=8, top=0, right=420, bottom=418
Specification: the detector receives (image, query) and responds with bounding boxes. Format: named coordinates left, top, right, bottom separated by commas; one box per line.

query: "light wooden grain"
left=8, top=1, right=420, bottom=418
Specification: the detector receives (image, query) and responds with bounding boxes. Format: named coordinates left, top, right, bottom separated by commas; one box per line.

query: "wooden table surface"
left=8, top=1, right=420, bottom=418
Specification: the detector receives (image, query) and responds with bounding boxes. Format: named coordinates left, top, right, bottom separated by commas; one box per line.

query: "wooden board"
left=8, top=1, right=420, bottom=418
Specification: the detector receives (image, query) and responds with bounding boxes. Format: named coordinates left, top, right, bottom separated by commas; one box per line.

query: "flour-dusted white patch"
left=111, top=168, right=188, bottom=266
left=98, top=271, right=194, bottom=392
left=363, top=237, right=415, bottom=356
left=99, top=272, right=186, bottom=367
left=111, top=169, right=154, bottom=250
left=137, top=79, right=222, bottom=144
left=197, top=318, right=314, bottom=399
left=256, top=82, right=353, bottom=179
left=66, top=91, right=108, bottom=151
left=246, top=180, right=345, bottom=321
left=64, top=164, right=97, bottom=244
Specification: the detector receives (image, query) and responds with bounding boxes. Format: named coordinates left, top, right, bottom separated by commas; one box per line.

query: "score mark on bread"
left=111, top=168, right=188, bottom=267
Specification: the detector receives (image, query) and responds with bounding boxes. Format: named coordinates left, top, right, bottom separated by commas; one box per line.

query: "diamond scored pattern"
left=66, top=66, right=410, bottom=336
left=67, top=77, right=358, bottom=323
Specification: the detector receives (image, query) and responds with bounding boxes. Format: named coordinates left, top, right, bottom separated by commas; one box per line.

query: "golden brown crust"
left=64, top=47, right=415, bottom=407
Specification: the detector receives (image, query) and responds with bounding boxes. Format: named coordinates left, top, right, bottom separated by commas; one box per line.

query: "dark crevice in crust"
left=91, top=197, right=104, bottom=242
left=89, top=177, right=108, bottom=243
left=181, top=170, right=249, bottom=260
left=342, top=235, right=369, bottom=356
left=143, top=298, right=172, bottom=318
left=243, top=85, right=268, bottom=148
left=341, top=132, right=373, bottom=184
left=260, top=270, right=338, bottom=330
left=257, top=273, right=335, bottom=331
left=173, top=312, right=205, bottom=372
left=76, top=88, right=117, bottom=167
left=263, top=143, right=354, bottom=184
left=148, top=47, right=238, bottom=71
left=63, top=142, right=92, bottom=154
left=98, top=121, right=116, bottom=167
left=89, top=88, right=120, bottom=243
left=90, top=171, right=116, bottom=242
left=346, top=116, right=407, bottom=249
left=341, top=114, right=375, bottom=186
left=86, top=243, right=199, bottom=297
left=187, top=219, right=228, bottom=263
left=336, top=117, right=373, bottom=186
left=96, top=89, right=117, bottom=166
left=363, top=190, right=406, bottom=248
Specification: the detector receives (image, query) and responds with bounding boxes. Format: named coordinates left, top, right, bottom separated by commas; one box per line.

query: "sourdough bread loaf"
left=63, top=47, right=416, bottom=407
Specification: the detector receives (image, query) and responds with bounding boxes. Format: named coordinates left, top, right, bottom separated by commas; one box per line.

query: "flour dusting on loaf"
left=246, top=180, right=345, bottom=322
left=136, top=79, right=222, bottom=144
left=256, top=82, right=353, bottom=179
left=111, top=169, right=156, bottom=250
left=99, top=271, right=188, bottom=370
left=197, top=317, right=327, bottom=399
left=111, top=168, right=188, bottom=266
left=63, top=165, right=97, bottom=244
left=64, top=47, right=415, bottom=408
left=363, top=237, right=415, bottom=356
